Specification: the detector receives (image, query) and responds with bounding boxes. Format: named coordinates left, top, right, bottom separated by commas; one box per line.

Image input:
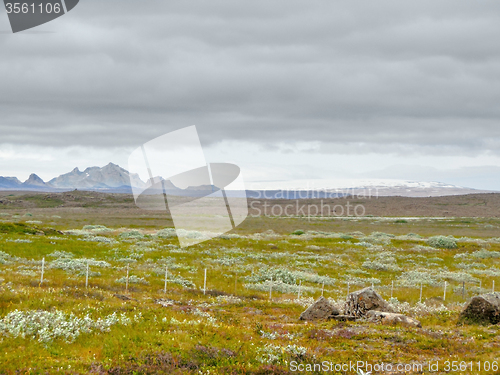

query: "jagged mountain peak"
left=49, top=163, right=145, bottom=189
left=24, top=173, right=46, bottom=186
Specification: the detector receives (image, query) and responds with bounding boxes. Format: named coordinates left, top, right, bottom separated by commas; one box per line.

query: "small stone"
left=366, top=310, right=422, bottom=328
left=114, top=294, right=132, bottom=301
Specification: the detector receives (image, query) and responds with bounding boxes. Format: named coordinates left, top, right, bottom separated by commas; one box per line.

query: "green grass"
left=13, top=194, right=64, bottom=208
left=0, top=217, right=499, bottom=374
left=0, top=222, right=38, bottom=235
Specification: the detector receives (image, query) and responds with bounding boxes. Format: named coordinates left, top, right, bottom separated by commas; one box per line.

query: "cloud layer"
left=0, top=1, right=499, bottom=188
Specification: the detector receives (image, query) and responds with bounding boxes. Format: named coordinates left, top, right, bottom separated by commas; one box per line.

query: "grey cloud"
left=1, top=0, right=500, bottom=154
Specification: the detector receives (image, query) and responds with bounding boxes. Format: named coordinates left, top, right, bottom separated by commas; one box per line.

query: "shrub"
left=116, top=275, right=149, bottom=285
left=6, top=239, right=32, bottom=243
left=305, top=245, right=321, bottom=250
left=344, top=276, right=381, bottom=286
left=155, top=228, right=176, bottom=238
left=397, top=271, right=440, bottom=287
left=82, top=225, right=113, bottom=233
left=247, top=267, right=296, bottom=284
left=244, top=280, right=316, bottom=295
left=119, top=230, right=144, bottom=239
left=0, top=309, right=131, bottom=343
left=257, top=344, right=308, bottom=365
left=427, top=236, right=457, bottom=249
left=0, top=251, right=14, bottom=264
left=472, top=249, right=500, bottom=259
left=0, top=223, right=37, bottom=235
left=81, top=235, right=117, bottom=244
left=48, top=250, right=74, bottom=258
left=168, top=274, right=195, bottom=288
left=48, top=257, right=110, bottom=274
left=355, top=241, right=372, bottom=247
left=291, top=230, right=305, bottom=236
left=176, top=229, right=208, bottom=240
left=362, top=261, right=401, bottom=272
left=340, top=234, right=353, bottom=240
left=440, top=271, right=478, bottom=283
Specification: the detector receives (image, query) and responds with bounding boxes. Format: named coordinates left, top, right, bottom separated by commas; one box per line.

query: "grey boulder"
left=344, top=287, right=395, bottom=317
left=300, top=296, right=340, bottom=321
left=460, top=292, right=500, bottom=324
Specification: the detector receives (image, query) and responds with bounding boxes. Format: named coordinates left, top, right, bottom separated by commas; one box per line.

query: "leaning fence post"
left=391, top=280, right=394, bottom=299
left=479, top=280, right=482, bottom=294
left=40, top=257, right=45, bottom=286
left=347, top=282, right=350, bottom=297
left=462, top=281, right=465, bottom=299
left=297, top=280, right=301, bottom=299
left=321, top=281, right=325, bottom=297
left=443, top=281, right=447, bottom=301
left=164, top=266, right=168, bottom=293
left=419, top=283, right=423, bottom=303
left=85, top=260, right=89, bottom=289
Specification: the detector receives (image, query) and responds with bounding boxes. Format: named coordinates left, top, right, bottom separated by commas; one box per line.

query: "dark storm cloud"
left=1, top=0, right=500, bottom=153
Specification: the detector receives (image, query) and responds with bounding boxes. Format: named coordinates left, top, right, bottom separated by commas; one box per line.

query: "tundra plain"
left=0, top=191, right=499, bottom=374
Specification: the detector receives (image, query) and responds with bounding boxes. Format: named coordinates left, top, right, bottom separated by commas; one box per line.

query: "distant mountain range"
left=0, top=163, right=139, bottom=192
left=0, top=163, right=219, bottom=197
left=0, top=163, right=496, bottom=197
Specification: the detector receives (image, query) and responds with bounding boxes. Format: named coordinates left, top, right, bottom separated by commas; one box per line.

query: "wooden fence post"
left=164, top=266, right=168, bottom=293
left=40, top=257, right=45, bottom=286
left=85, top=260, right=89, bottom=289
left=203, top=268, right=207, bottom=295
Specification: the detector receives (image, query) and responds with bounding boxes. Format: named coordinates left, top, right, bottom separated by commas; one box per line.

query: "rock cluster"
left=300, top=287, right=422, bottom=328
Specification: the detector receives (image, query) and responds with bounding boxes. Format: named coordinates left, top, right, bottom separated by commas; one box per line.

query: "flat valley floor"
left=0, top=191, right=499, bottom=374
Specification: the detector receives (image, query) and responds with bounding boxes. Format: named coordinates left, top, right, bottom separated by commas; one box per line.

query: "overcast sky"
left=1, top=0, right=500, bottom=189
